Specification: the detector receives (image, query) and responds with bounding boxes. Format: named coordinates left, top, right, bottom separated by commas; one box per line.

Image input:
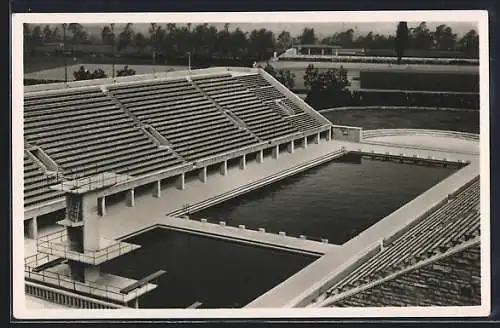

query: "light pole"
left=187, top=52, right=191, bottom=72
left=62, top=23, right=68, bottom=83
left=111, top=23, right=115, bottom=79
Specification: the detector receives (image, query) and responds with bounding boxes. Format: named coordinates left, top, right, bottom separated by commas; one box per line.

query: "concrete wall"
left=331, top=125, right=362, bottom=142
left=287, top=242, right=381, bottom=307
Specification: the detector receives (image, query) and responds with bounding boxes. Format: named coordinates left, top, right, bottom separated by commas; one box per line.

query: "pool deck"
left=24, top=132, right=480, bottom=308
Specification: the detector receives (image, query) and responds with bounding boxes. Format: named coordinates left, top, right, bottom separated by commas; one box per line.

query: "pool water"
left=101, top=228, right=316, bottom=309
left=192, top=155, right=458, bottom=244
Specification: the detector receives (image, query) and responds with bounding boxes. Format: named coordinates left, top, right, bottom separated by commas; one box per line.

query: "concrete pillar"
left=272, top=145, right=279, bottom=159
left=257, top=150, right=264, bottom=164
left=126, top=189, right=135, bottom=207
left=97, top=196, right=106, bottom=216
left=153, top=180, right=161, bottom=198
left=27, top=216, right=38, bottom=240
left=83, top=195, right=101, bottom=251
left=198, top=167, right=207, bottom=183
left=134, top=298, right=139, bottom=309
left=315, top=132, right=320, bottom=144
left=176, top=173, right=185, bottom=190
left=325, top=130, right=331, bottom=141
left=308, top=48, right=311, bottom=55
left=220, top=160, right=227, bottom=176
left=84, top=266, right=100, bottom=282
left=239, top=154, right=246, bottom=170
left=303, top=136, right=308, bottom=149
left=287, top=140, right=295, bottom=153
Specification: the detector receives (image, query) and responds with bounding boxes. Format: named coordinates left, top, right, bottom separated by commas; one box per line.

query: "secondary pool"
left=101, top=227, right=317, bottom=309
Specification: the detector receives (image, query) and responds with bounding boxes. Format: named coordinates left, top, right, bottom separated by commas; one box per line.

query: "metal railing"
left=56, top=172, right=132, bottom=191
left=36, top=229, right=139, bottom=265
left=362, top=129, right=479, bottom=141
left=24, top=254, right=153, bottom=304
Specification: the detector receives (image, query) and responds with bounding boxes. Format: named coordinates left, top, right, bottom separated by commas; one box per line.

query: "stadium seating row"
left=24, top=86, right=184, bottom=180
left=107, top=77, right=260, bottom=161
left=192, top=74, right=299, bottom=140
left=23, top=72, right=330, bottom=208
left=331, top=244, right=480, bottom=306
left=24, top=152, right=63, bottom=207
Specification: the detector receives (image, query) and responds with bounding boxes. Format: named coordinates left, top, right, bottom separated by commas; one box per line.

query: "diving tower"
left=24, top=172, right=165, bottom=308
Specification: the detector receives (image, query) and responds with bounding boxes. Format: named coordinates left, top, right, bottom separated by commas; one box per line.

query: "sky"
left=78, top=22, right=477, bottom=39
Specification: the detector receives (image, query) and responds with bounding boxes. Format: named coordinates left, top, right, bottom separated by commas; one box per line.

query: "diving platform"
left=50, top=172, right=132, bottom=194
left=36, top=229, right=141, bottom=265
left=32, top=257, right=66, bottom=273
left=26, top=260, right=157, bottom=304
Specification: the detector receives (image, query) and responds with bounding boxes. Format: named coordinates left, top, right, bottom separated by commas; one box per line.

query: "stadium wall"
left=331, top=125, right=362, bottom=142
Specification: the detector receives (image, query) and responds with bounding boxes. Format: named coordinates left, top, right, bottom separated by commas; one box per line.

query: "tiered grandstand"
left=23, top=67, right=331, bottom=215
left=312, top=176, right=480, bottom=307
left=106, top=77, right=259, bottom=161
left=24, top=86, right=184, bottom=180
left=192, top=74, right=299, bottom=141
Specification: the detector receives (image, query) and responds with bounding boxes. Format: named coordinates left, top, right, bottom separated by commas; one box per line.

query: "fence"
left=361, top=129, right=479, bottom=141
left=36, top=229, right=139, bottom=265
left=24, top=252, right=150, bottom=305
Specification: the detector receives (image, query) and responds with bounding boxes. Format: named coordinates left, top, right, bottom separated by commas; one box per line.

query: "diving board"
left=120, top=270, right=166, bottom=295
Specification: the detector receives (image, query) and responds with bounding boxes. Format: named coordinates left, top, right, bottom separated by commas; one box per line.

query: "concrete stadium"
left=21, top=66, right=482, bottom=311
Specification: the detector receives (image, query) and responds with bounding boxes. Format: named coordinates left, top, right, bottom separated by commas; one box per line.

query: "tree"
left=117, top=23, right=134, bottom=51
left=42, top=25, right=52, bottom=42
left=457, top=29, right=479, bottom=57
left=73, top=65, right=108, bottom=80
left=30, top=25, right=44, bottom=49
left=148, top=23, right=165, bottom=57
left=23, top=24, right=32, bottom=54
left=299, top=28, right=316, bottom=45
left=73, top=65, right=91, bottom=80
left=51, top=27, right=61, bottom=42
left=432, top=24, right=456, bottom=50
left=216, top=25, right=231, bottom=57
left=134, top=32, right=148, bottom=52
left=91, top=68, right=107, bottom=79
left=304, top=64, right=319, bottom=90
left=101, top=25, right=115, bottom=45
left=116, top=65, right=136, bottom=76
left=338, top=29, right=355, bottom=48
left=248, top=28, right=275, bottom=61
left=305, top=68, right=351, bottom=109
left=68, top=23, right=88, bottom=44
left=263, top=63, right=276, bottom=77
left=277, top=30, right=292, bottom=50
left=276, top=69, right=295, bottom=89
left=228, top=28, right=247, bottom=58
left=395, top=21, right=409, bottom=64
left=410, top=22, right=433, bottom=50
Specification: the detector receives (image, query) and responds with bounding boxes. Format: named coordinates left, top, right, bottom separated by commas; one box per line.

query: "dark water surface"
left=101, top=228, right=316, bottom=309
left=193, top=156, right=458, bottom=244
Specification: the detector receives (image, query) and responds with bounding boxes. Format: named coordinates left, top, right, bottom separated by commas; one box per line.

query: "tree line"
left=24, top=22, right=479, bottom=61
